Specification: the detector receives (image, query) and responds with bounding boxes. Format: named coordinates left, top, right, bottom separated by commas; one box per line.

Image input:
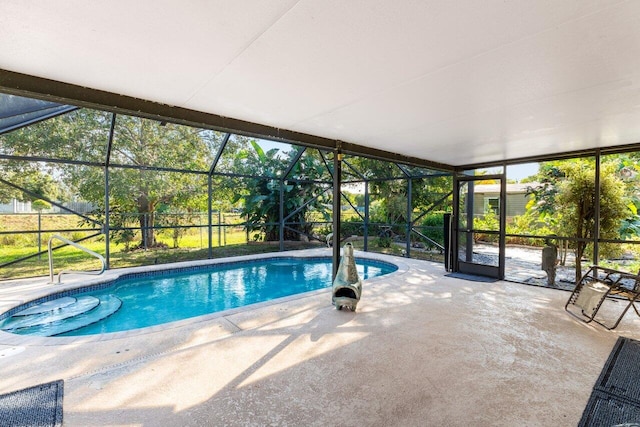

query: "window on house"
left=485, top=197, right=499, bottom=215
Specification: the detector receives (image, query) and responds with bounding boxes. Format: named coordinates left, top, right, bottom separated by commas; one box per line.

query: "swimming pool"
left=0, top=257, right=397, bottom=337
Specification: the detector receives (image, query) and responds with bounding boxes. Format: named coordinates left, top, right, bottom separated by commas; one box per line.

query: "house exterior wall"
left=0, top=199, right=32, bottom=213
left=472, top=192, right=533, bottom=218
left=506, top=193, right=531, bottom=217
left=0, top=199, right=94, bottom=214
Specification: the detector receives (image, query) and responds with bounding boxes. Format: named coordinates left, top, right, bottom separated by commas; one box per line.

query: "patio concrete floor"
left=1, top=248, right=640, bottom=426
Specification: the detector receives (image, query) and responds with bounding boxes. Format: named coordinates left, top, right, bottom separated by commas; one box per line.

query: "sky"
left=507, top=163, right=539, bottom=181
left=470, top=163, right=539, bottom=181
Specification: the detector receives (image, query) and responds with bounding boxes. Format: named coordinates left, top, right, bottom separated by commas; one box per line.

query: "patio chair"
left=565, top=265, right=640, bottom=329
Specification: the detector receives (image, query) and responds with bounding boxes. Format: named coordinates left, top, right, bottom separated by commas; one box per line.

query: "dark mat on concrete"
left=594, top=336, right=640, bottom=404
left=579, top=337, right=640, bottom=426
left=579, top=390, right=640, bottom=427
left=445, top=272, right=498, bottom=283
left=0, top=380, right=63, bottom=427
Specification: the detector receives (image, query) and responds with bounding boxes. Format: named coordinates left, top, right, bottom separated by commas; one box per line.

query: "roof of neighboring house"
left=473, top=183, right=541, bottom=194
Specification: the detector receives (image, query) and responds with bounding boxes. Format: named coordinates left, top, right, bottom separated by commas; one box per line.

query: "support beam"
left=364, top=181, right=370, bottom=252
left=498, top=173, right=507, bottom=279
left=451, top=176, right=460, bottom=272
left=332, top=150, right=342, bottom=280
left=104, top=113, right=116, bottom=269
left=411, top=191, right=453, bottom=226
left=0, top=69, right=454, bottom=172
left=406, top=178, right=412, bottom=257
left=340, top=192, right=365, bottom=221
left=342, top=159, right=366, bottom=180
left=208, top=175, right=213, bottom=259
left=594, top=149, right=601, bottom=264
left=279, top=180, right=285, bottom=251
left=465, top=181, right=474, bottom=263
left=209, top=133, right=231, bottom=174
left=282, top=147, right=306, bottom=180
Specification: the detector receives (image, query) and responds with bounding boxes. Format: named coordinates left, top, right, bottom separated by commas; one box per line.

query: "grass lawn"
left=1, top=233, right=442, bottom=281
left=0, top=237, right=325, bottom=281
left=0, top=214, right=444, bottom=281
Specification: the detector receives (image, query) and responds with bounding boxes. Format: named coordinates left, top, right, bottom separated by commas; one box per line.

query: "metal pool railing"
left=48, top=234, right=106, bottom=284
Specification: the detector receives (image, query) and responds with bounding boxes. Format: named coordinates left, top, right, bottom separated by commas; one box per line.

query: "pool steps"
left=13, top=296, right=77, bottom=316
left=0, top=295, right=122, bottom=336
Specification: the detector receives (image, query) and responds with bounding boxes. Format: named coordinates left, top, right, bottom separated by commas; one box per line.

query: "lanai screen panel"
left=110, top=116, right=220, bottom=172
left=0, top=94, right=77, bottom=135
left=0, top=108, right=110, bottom=162
left=213, top=135, right=299, bottom=178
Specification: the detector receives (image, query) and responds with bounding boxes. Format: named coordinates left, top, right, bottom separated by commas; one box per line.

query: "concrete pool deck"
left=1, top=248, right=640, bottom=426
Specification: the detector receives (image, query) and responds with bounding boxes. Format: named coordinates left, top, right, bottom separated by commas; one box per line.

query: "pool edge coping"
left=0, top=249, right=412, bottom=346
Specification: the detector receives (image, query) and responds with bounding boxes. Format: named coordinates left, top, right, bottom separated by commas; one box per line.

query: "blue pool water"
left=0, top=257, right=397, bottom=337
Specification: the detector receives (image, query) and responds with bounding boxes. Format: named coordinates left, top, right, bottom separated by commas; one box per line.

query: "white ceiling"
left=2, top=0, right=640, bottom=167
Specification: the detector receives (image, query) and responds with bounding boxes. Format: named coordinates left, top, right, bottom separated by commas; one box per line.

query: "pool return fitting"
left=332, top=242, right=362, bottom=311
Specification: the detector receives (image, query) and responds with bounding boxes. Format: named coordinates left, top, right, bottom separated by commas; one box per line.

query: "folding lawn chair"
left=565, top=265, right=640, bottom=330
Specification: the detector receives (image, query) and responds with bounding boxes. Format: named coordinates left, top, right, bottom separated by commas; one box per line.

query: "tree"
left=0, top=108, right=110, bottom=207
left=537, top=160, right=627, bottom=283
left=81, top=116, right=219, bottom=248
left=346, top=157, right=452, bottom=217
left=525, top=162, right=570, bottom=263
left=31, top=199, right=51, bottom=212
left=342, top=156, right=452, bottom=244
left=0, top=109, right=227, bottom=249
left=228, top=140, right=331, bottom=241
left=609, top=153, right=640, bottom=240
left=0, top=165, right=59, bottom=204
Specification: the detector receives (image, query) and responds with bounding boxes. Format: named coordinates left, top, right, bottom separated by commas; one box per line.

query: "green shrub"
left=0, top=232, right=35, bottom=248
left=416, top=212, right=446, bottom=247
left=505, top=214, right=556, bottom=246
left=473, top=212, right=500, bottom=243
left=116, top=229, right=136, bottom=251
left=419, top=212, right=446, bottom=227
left=71, top=231, right=86, bottom=241
left=340, top=218, right=363, bottom=238
left=0, top=234, right=18, bottom=246
left=376, top=236, right=392, bottom=248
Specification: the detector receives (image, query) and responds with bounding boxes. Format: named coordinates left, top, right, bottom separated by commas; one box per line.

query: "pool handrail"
left=48, top=234, right=106, bottom=284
